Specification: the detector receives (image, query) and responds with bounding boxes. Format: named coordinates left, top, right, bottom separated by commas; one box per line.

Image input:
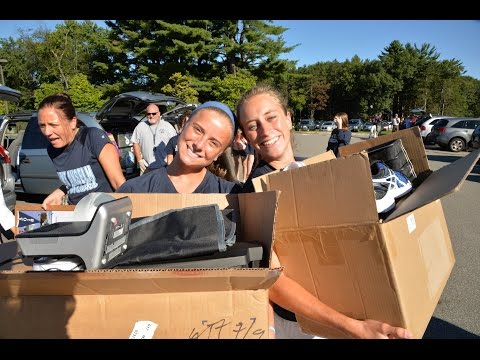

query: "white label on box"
left=406, top=213, right=416, bottom=233
left=129, top=321, right=158, bottom=339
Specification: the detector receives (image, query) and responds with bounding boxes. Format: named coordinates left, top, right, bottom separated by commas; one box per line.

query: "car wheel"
left=449, top=137, right=465, bottom=152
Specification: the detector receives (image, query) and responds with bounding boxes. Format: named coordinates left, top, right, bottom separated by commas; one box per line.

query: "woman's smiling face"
left=176, top=107, right=233, bottom=169
left=237, top=92, right=292, bottom=163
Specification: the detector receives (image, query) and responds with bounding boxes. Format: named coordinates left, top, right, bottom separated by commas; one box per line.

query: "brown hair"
left=236, top=84, right=289, bottom=130
left=38, top=93, right=76, bottom=122
left=335, top=112, right=349, bottom=129
left=177, top=110, right=192, bottom=130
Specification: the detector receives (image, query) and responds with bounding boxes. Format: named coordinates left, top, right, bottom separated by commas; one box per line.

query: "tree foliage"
left=1, top=24, right=478, bottom=121
left=161, top=72, right=199, bottom=104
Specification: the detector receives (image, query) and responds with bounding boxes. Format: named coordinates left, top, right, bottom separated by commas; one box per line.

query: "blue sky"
left=1, top=20, right=479, bottom=79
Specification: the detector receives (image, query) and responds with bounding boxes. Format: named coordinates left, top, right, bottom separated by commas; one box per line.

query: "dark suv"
left=0, top=91, right=188, bottom=195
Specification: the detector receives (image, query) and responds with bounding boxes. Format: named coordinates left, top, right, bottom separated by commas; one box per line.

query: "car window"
left=451, top=121, right=467, bottom=129
left=434, top=119, right=448, bottom=128
left=466, top=120, right=480, bottom=129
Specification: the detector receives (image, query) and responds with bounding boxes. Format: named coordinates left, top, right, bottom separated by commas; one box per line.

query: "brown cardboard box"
left=253, top=127, right=480, bottom=339
left=0, top=191, right=281, bottom=339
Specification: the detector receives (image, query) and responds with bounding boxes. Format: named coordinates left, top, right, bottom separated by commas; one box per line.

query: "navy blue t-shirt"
left=147, top=140, right=169, bottom=170
left=117, top=166, right=241, bottom=194
left=326, top=128, right=352, bottom=157
left=47, top=126, right=114, bottom=204
left=164, top=135, right=178, bottom=157
left=242, top=160, right=277, bottom=193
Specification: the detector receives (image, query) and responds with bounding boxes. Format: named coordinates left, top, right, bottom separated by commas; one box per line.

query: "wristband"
left=59, top=185, right=68, bottom=194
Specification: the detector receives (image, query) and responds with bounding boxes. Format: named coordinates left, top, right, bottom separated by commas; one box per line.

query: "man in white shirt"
left=392, top=114, right=400, bottom=132
left=131, top=104, right=177, bottom=175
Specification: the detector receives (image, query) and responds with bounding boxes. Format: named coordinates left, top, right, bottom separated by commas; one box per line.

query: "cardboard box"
left=253, top=127, right=480, bottom=339
left=0, top=191, right=281, bottom=339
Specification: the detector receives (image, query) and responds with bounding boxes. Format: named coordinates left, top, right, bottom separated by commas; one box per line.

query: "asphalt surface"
left=2, top=130, right=479, bottom=339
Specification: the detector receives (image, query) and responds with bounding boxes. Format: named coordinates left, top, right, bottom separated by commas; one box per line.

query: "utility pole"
left=0, top=59, right=8, bottom=113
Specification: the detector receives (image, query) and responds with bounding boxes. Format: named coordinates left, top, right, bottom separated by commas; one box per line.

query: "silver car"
left=431, top=117, right=480, bottom=152
left=0, top=85, right=21, bottom=211
left=415, top=116, right=455, bottom=144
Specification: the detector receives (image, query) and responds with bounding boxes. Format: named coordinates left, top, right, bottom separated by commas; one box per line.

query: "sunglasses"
left=147, top=112, right=158, bottom=116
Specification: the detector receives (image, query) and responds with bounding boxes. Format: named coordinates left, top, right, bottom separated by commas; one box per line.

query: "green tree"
left=210, top=71, right=257, bottom=109
left=33, top=74, right=104, bottom=111
left=33, top=82, right=64, bottom=107
left=104, top=20, right=294, bottom=89
left=161, top=72, right=199, bottom=104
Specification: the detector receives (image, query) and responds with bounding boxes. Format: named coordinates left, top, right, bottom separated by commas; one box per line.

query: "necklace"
left=149, top=121, right=159, bottom=144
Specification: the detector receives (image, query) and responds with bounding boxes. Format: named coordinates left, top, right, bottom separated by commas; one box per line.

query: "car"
left=0, top=144, right=16, bottom=211
left=314, top=120, right=324, bottom=130
left=320, top=121, right=336, bottom=131
left=295, top=119, right=316, bottom=131
left=360, top=121, right=375, bottom=132
left=0, top=85, right=21, bottom=211
left=0, top=91, right=188, bottom=195
left=348, top=118, right=363, bottom=132
left=415, top=116, right=455, bottom=144
left=430, top=117, right=480, bottom=152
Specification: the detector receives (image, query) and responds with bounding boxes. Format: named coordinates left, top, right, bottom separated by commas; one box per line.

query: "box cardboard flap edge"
left=252, top=151, right=336, bottom=193
left=255, top=150, right=379, bottom=227
left=0, top=267, right=282, bottom=296
left=386, top=148, right=480, bottom=221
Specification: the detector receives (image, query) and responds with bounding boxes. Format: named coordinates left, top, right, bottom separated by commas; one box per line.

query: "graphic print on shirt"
left=58, top=165, right=98, bottom=194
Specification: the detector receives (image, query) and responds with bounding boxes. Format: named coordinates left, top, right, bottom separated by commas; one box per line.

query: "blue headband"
left=191, top=101, right=236, bottom=131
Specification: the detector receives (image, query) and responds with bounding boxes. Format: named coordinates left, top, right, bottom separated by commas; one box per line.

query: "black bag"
left=103, top=204, right=237, bottom=268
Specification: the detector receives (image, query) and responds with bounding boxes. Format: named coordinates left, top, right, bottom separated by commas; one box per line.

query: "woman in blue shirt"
left=237, top=84, right=411, bottom=339
left=117, top=101, right=240, bottom=194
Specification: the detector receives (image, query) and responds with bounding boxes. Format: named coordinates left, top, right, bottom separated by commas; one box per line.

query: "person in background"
left=116, top=101, right=241, bottom=194
left=236, top=84, right=412, bottom=339
left=369, top=121, right=378, bottom=138
left=146, top=110, right=192, bottom=172
left=326, top=112, right=352, bottom=157
left=132, top=104, right=177, bottom=175
left=37, top=93, right=125, bottom=208
left=392, top=113, right=400, bottom=132
left=232, top=129, right=255, bottom=182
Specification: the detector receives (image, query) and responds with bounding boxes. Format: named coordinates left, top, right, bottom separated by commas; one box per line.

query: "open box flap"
left=386, top=149, right=480, bottom=221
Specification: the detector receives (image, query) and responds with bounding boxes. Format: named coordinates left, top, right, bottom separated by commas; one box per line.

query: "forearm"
left=133, top=143, right=142, bottom=162
left=41, top=187, right=67, bottom=209
left=269, top=273, right=357, bottom=338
